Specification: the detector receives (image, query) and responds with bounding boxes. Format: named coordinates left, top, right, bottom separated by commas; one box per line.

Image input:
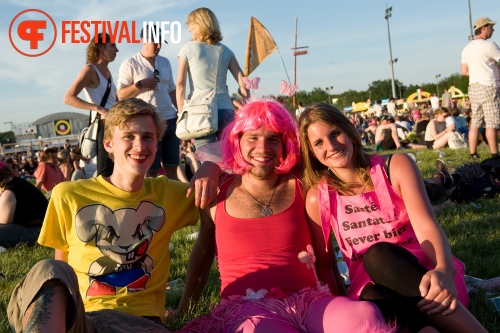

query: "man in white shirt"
left=461, top=17, right=500, bottom=159
left=117, top=25, right=179, bottom=179
left=373, top=100, right=383, bottom=117
left=430, top=93, right=440, bottom=111
left=387, top=97, right=397, bottom=117
left=295, top=102, right=306, bottom=120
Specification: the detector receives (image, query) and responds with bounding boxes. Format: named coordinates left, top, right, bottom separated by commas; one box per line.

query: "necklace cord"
left=240, top=175, right=281, bottom=210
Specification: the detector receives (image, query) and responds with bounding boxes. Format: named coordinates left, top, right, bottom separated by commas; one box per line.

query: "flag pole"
left=293, top=17, right=298, bottom=106
left=245, top=19, right=254, bottom=77
left=290, top=17, right=308, bottom=106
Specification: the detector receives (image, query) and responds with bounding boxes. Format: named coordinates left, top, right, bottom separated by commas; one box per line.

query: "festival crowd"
left=1, top=9, right=499, bottom=333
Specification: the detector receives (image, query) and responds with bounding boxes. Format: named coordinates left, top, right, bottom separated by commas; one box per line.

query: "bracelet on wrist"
left=135, top=80, right=143, bottom=89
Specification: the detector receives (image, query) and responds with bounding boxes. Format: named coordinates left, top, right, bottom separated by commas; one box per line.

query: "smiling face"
left=307, top=121, right=354, bottom=171
left=239, top=126, right=283, bottom=179
left=104, top=115, right=158, bottom=179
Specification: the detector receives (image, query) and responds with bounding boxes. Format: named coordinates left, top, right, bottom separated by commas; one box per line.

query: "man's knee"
left=30, top=259, right=75, bottom=280
left=9, top=260, right=76, bottom=333
left=22, top=279, right=72, bottom=333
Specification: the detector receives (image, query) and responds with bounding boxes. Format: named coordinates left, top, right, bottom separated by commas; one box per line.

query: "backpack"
left=480, top=155, right=500, bottom=181
left=79, top=118, right=99, bottom=159
left=450, top=162, right=499, bottom=203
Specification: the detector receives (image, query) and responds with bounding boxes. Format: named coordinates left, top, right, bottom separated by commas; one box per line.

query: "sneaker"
left=470, top=153, right=480, bottom=161
left=397, top=146, right=406, bottom=150
left=435, top=159, right=454, bottom=189
left=436, top=159, right=451, bottom=178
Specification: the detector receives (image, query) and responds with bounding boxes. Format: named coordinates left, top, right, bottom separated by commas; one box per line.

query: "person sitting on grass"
left=177, top=99, right=393, bottom=333
left=70, top=147, right=87, bottom=180
left=298, top=103, right=487, bottom=333
left=424, top=108, right=455, bottom=150
left=375, top=115, right=425, bottom=151
left=363, top=117, right=379, bottom=144
left=57, top=149, right=74, bottom=182
left=34, top=147, right=65, bottom=194
left=7, top=98, right=213, bottom=333
left=0, top=161, right=48, bottom=248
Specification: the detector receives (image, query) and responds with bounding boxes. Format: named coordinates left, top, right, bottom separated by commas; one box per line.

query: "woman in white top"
left=424, top=108, right=455, bottom=150
left=64, top=33, right=118, bottom=177
left=176, top=7, right=248, bottom=150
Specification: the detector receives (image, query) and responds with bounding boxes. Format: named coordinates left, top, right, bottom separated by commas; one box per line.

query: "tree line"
left=288, top=72, right=471, bottom=111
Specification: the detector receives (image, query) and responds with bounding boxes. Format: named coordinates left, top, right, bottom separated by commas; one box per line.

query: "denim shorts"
left=151, top=118, right=180, bottom=170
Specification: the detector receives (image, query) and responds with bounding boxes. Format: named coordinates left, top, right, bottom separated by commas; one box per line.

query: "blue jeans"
left=0, top=224, right=41, bottom=247
left=193, top=108, right=235, bottom=149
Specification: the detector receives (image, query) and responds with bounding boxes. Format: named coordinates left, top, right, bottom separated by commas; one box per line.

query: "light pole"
left=385, top=5, right=397, bottom=99
left=468, top=0, right=474, bottom=40
left=325, top=86, right=333, bottom=104
left=435, top=74, right=441, bottom=96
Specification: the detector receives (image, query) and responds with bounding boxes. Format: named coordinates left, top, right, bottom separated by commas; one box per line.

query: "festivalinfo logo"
left=9, top=9, right=182, bottom=57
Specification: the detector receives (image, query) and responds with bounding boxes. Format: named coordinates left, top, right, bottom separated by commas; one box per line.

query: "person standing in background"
left=64, top=33, right=118, bottom=177
left=296, top=102, right=306, bottom=120
left=117, top=25, right=179, bottom=179
left=387, top=97, right=397, bottom=117
left=430, top=93, right=440, bottom=111
left=442, top=88, right=452, bottom=108
left=461, top=17, right=500, bottom=160
left=176, top=7, right=248, bottom=152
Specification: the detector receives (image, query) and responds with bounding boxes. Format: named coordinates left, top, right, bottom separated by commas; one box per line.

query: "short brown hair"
left=104, top=98, right=165, bottom=143
left=434, top=107, right=449, bottom=116
left=41, top=148, right=58, bottom=162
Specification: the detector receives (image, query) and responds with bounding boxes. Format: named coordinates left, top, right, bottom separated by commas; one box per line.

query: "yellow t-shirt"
left=39, top=176, right=199, bottom=319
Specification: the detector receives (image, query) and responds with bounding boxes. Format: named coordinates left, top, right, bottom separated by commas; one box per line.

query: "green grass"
left=1, top=144, right=499, bottom=332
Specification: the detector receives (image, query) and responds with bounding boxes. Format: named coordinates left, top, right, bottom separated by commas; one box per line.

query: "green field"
left=1, top=145, right=499, bottom=332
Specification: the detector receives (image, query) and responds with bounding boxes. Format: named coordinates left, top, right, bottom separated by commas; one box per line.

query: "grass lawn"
left=1, top=145, right=499, bottom=332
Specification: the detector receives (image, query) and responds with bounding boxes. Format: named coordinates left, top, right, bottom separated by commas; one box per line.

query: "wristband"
left=135, top=80, right=143, bottom=89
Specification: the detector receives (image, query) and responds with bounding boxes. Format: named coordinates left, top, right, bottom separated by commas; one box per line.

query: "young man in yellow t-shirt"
left=8, top=98, right=212, bottom=333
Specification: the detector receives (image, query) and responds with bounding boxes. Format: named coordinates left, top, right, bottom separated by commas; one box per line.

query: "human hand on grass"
left=164, top=307, right=179, bottom=323
left=417, top=267, right=458, bottom=316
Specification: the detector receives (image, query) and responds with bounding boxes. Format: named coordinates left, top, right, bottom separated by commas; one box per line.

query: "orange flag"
left=245, top=17, right=277, bottom=76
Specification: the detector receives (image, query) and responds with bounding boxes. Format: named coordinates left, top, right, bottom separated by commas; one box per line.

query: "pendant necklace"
left=240, top=175, right=280, bottom=216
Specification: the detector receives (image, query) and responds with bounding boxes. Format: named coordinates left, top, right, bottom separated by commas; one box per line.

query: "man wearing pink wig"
left=177, top=99, right=393, bottom=333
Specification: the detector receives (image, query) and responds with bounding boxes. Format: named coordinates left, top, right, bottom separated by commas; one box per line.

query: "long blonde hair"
left=186, top=7, right=222, bottom=44
left=298, top=103, right=372, bottom=195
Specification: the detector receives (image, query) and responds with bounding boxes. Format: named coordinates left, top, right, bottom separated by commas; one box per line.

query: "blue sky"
left=1, top=0, right=499, bottom=132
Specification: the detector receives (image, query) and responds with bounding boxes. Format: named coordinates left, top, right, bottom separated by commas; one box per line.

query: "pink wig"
left=220, top=99, right=300, bottom=175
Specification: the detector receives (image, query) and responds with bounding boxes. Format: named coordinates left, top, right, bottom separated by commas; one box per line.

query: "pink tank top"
left=215, top=176, right=317, bottom=299
left=319, top=155, right=467, bottom=305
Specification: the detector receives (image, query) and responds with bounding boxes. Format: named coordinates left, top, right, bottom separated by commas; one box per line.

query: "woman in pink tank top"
left=298, top=103, right=487, bottom=333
